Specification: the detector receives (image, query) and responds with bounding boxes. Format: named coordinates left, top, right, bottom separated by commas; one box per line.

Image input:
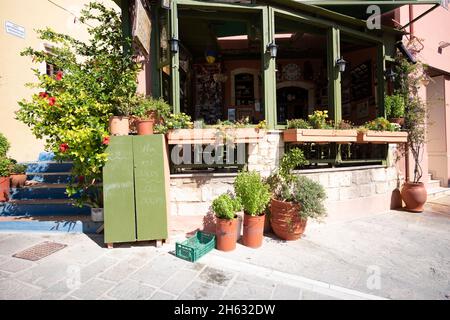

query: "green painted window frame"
left=166, top=0, right=389, bottom=128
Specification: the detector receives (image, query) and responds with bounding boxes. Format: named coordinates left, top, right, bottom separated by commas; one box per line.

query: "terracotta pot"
left=401, top=182, right=427, bottom=212
left=215, top=216, right=238, bottom=252
left=109, top=116, right=129, bottom=136
left=270, top=198, right=307, bottom=241
left=242, top=213, right=265, bottom=248
left=10, top=174, right=27, bottom=188
left=0, top=176, right=10, bottom=202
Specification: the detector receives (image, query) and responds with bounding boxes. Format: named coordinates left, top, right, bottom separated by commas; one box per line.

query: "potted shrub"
left=212, top=193, right=242, bottom=251
left=385, top=93, right=405, bottom=126
left=0, top=157, right=12, bottom=202
left=393, top=52, right=428, bottom=212
left=268, top=174, right=327, bottom=240
left=266, top=148, right=327, bottom=240
left=134, top=96, right=171, bottom=135
left=233, top=171, right=271, bottom=248
left=10, top=163, right=27, bottom=188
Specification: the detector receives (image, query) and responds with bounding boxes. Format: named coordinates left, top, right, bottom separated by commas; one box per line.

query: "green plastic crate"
left=175, top=231, right=216, bottom=262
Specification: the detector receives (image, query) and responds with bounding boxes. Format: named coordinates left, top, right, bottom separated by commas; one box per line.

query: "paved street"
left=0, top=195, right=449, bottom=300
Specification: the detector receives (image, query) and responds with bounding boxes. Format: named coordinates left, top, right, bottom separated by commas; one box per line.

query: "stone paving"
left=0, top=195, right=450, bottom=300
left=0, top=232, right=334, bottom=300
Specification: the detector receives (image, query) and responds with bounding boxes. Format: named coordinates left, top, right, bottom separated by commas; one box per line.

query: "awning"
left=296, top=0, right=444, bottom=19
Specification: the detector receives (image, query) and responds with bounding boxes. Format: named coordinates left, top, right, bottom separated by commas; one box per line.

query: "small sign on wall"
left=5, top=21, right=25, bottom=39
left=132, top=0, right=151, bottom=55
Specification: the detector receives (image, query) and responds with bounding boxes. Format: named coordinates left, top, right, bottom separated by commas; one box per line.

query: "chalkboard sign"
left=103, top=135, right=169, bottom=245
left=104, top=136, right=137, bottom=244
left=350, top=60, right=372, bottom=101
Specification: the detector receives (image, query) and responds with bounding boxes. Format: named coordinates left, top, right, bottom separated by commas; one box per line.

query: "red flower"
left=102, top=136, right=110, bottom=145
left=59, top=143, right=69, bottom=153
left=48, top=97, right=56, bottom=106
left=55, top=71, right=63, bottom=81
left=78, top=176, right=85, bottom=183
left=39, top=92, right=48, bottom=99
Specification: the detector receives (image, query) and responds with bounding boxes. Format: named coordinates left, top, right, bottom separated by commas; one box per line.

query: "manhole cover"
left=12, top=241, right=67, bottom=261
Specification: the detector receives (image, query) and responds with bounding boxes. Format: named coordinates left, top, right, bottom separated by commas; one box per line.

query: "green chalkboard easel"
left=103, top=135, right=169, bottom=247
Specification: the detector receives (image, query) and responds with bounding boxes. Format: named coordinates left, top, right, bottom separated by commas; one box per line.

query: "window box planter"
left=167, top=128, right=265, bottom=145
left=357, top=131, right=408, bottom=144
left=283, top=129, right=358, bottom=143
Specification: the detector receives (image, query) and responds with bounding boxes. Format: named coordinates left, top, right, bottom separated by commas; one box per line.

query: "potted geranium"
left=212, top=193, right=242, bottom=251
left=134, top=96, right=171, bottom=135
left=0, top=157, right=12, bottom=202
left=233, top=171, right=270, bottom=248
left=10, top=163, right=28, bottom=188
left=267, top=148, right=327, bottom=240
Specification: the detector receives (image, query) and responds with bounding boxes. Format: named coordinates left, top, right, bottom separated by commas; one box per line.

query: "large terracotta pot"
left=215, top=216, right=238, bottom=252
left=10, top=174, right=27, bottom=188
left=270, top=198, right=307, bottom=241
left=242, top=213, right=265, bottom=248
left=109, top=116, right=129, bottom=136
left=401, top=182, right=427, bottom=212
left=0, top=176, right=10, bottom=202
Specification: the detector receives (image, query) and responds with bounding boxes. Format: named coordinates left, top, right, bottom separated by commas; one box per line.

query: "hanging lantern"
left=170, top=38, right=179, bottom=53
left=266, top=42, right=278, bottom=58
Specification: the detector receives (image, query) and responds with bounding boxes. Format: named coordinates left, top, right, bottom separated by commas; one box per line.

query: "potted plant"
left=10, top=163, right=27, bottom=188
left=385, top=93, right=405, bottom=125
left=233, top=171, right=271, bottom=248
left=212, top=193, right=242, bottom=251
left=109, top=96, right=135, bottom=136
left=85, top=185, right=104, bottom=222
left=0, top=157, right=12, bottom=202
left=134, top=96, right=171, bottom=135
left=0, top=133, right=10, bottom=158
left=283, top=111, right=358, bottom=143
left=392, top=53, right=429, bottom=212
left=357, top=117, right=407, bottom=143
left=266, top=148, right=327, bottom=240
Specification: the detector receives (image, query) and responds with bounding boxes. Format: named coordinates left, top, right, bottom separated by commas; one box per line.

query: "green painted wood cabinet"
left=104, top=135, right=169, bottom=245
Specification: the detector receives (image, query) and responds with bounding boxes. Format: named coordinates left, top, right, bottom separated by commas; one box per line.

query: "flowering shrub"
left=16, top=2, right=140, bottom=206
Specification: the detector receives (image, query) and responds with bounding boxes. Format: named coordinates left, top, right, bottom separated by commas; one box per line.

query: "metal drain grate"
left=12, top=241, right=67, bottom=261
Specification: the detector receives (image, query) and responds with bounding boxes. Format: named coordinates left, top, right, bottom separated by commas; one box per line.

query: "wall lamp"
left=336, top=57, right=347, bottom=73
left=266, top=42, right=278, bottom=58
left=170, top=38, right=179, bottom=53
left=385, top=69, right=396, bottom=82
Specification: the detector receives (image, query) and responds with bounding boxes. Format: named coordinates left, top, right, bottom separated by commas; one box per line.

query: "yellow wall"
left=0, top=0, right=120, bottom=161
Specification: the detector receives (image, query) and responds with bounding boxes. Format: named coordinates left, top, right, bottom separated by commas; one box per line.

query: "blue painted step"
left=10, top=186, right=80, bottom=200
left=0, top=220, right=102, bottom=234
left=27, top=173, right=72, bottom=184
left=25, top=162, right=73, bottom=173
left=0, top=200, right=90, bottom=216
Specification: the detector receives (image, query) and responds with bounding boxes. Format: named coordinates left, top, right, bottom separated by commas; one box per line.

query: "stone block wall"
left=169, top=131, right=403, bottom=218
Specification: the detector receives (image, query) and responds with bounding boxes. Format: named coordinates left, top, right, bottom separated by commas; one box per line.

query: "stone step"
left=427, top=187, right=450, bottom=200
left=0, top=199, right=90, bottom=216
left=27, top=172, right=72, bottom=184
left=427, top=179, right=441, bottom=190
left=24, top=161, right=73, bottom=174
left=0, top=216, right=101, bottom=233
left=9, top=184, right=79, bottom=200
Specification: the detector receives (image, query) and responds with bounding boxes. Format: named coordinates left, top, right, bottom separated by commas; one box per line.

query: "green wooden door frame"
left=170, top=0, right=180, bottom=113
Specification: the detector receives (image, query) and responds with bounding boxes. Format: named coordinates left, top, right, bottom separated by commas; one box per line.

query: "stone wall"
left=169, top=131, right=403, bottom=220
